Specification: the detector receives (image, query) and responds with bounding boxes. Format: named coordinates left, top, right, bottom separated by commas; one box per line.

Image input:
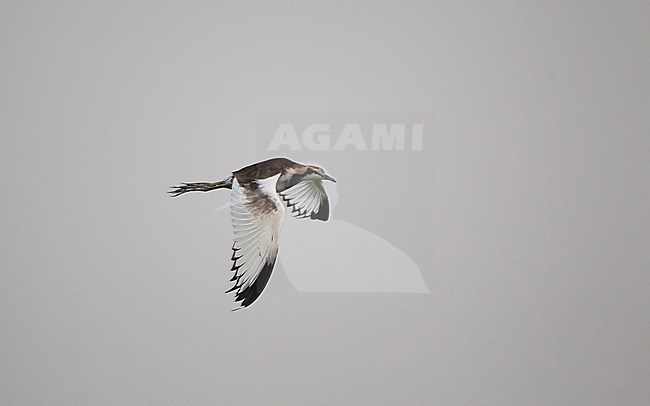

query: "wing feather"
left=228, top=175, right=285, bottom=308
left=279, top=179, right=330, bottom=221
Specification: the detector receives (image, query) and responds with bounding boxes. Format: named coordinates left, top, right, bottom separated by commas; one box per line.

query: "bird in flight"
left=169, top=157, right=336, bottom=309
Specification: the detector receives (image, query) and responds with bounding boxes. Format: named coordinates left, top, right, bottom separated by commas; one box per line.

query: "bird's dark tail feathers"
left=168, top=176, right=233, bottom=197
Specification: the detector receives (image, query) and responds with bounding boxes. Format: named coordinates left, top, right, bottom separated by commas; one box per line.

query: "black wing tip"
left=227, top=258, right=277, bottom=309
left=310, top=211, right=329, bottom=221
left=311, top=199, right=330, bottom=221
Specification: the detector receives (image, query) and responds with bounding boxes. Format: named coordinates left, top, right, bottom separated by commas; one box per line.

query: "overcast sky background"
left=2, top=1, right=649, bottom=405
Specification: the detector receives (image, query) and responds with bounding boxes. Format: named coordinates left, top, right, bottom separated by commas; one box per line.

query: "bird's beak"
left=322, top=174, right=336, bottom=183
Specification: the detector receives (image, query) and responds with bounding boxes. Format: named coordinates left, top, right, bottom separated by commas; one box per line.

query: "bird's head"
left=304, top=165, right=336, bottom=183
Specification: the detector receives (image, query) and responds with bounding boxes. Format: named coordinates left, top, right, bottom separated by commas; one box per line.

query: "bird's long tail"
left=168, top=176, right=233, bottom=197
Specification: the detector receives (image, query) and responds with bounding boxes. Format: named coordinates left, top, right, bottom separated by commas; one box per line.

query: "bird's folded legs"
left=168, top=182, right=223, bottom=197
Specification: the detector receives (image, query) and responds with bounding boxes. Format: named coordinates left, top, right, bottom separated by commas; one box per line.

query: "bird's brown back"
left=233, top=157, right=298, bottom=186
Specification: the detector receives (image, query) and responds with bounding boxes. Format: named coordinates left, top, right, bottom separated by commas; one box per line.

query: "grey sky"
left=1, top=1, right=649, bottom=405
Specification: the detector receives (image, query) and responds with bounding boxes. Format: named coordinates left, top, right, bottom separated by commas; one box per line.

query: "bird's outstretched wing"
left=279, top=180, right=330, bottom=221
left=227, top=174, right=285, bottom=308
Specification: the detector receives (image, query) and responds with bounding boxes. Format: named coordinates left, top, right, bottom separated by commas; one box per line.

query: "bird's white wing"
left=227, top=174, right=285, bottom=308
left=279, top=179, right=330, bottom=221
